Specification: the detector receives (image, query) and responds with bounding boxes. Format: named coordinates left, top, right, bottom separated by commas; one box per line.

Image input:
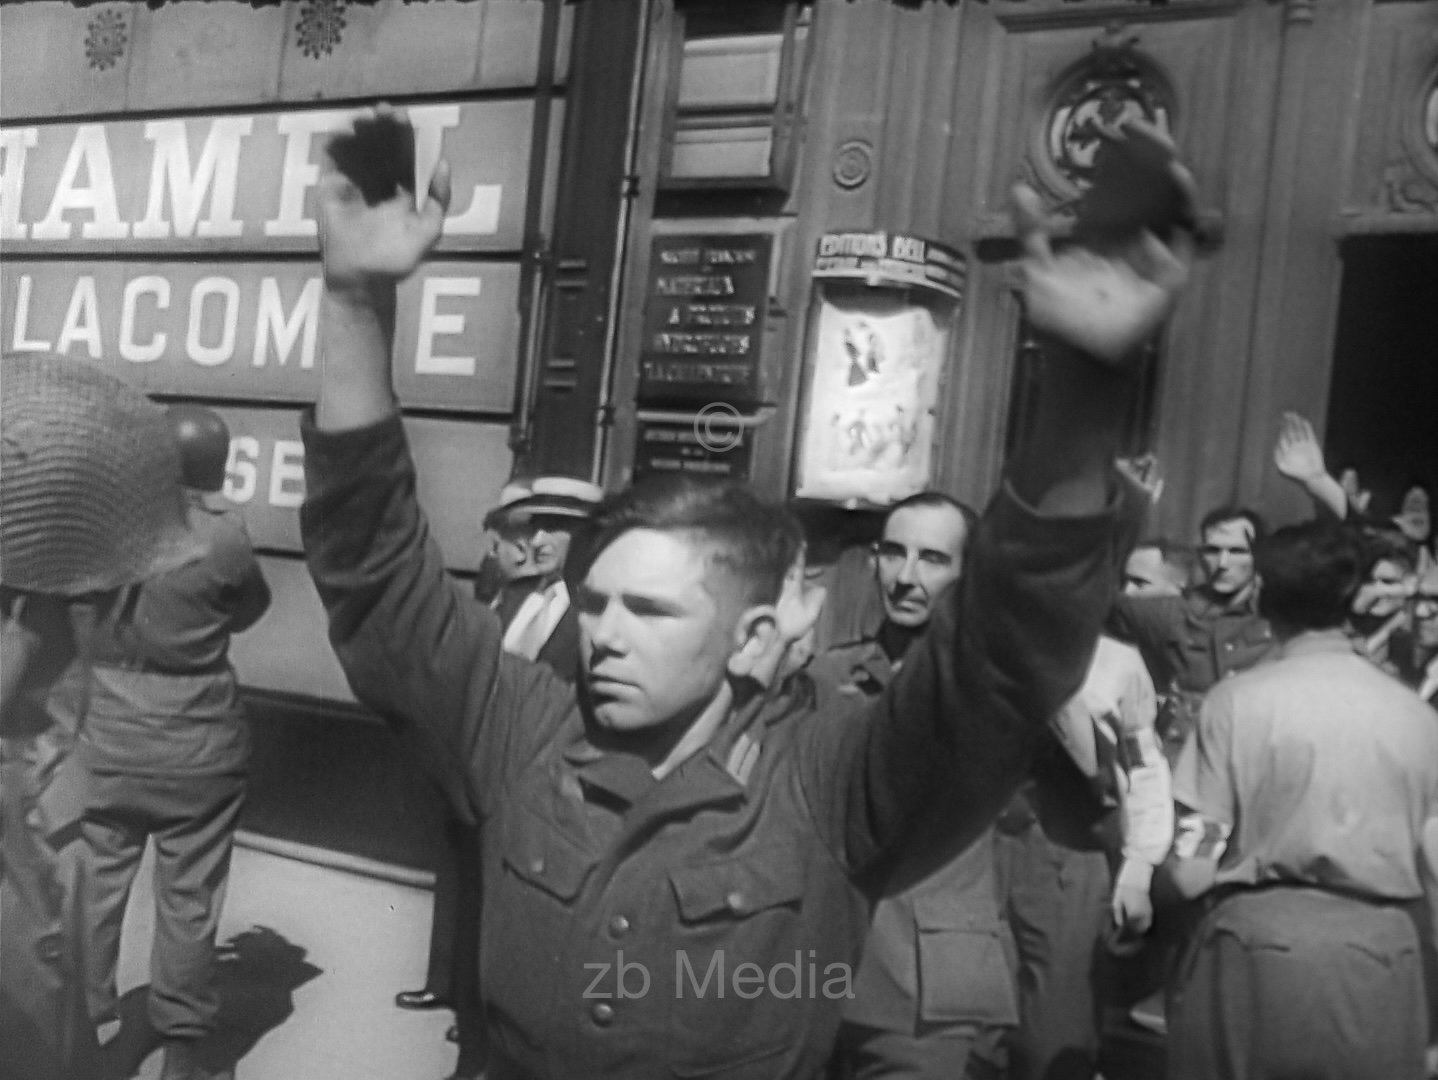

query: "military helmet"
left=167, top=404, right=231, bottom=493
left=1, top=352, right=202, bottom=596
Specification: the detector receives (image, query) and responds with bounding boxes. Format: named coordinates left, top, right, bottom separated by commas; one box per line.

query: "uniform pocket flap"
left=912, top=893, right=1003, bottom=934
left=500, top=808, right=595, bottom=902
left=914, top=919, right=1018, bottom=1025
left=671, top=848, right=806, bottom=923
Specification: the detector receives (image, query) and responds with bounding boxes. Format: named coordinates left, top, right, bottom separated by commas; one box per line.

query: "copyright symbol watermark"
left=694, top=403, right=744, bottom=453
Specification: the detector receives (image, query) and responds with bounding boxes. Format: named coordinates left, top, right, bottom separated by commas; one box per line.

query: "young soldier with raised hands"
left=300, top=109, right=1190, bottom=1079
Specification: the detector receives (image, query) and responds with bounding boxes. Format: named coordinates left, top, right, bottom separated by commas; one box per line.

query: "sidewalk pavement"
left=113, top=844, right=458, bottom=1080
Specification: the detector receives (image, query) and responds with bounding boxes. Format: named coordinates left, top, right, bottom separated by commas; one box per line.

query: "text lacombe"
left=583, top=951, right=854, bottom=1000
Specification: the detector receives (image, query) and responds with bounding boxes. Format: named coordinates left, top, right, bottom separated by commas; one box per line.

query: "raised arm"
left=298, top=112, right=521, bottom=794
left=1273, top=412, right=1349, bottom=520
left=800, top=142, right=1192, bottom=873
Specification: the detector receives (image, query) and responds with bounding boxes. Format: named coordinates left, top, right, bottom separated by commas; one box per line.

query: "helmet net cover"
left=1, top=352, right=203, bottom=596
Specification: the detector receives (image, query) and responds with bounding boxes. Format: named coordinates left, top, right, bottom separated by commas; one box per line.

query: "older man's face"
left=875, top=504, right=968, bottom=629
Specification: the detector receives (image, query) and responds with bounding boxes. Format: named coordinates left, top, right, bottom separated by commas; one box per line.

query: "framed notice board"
left=636, top=233, right=772, bottom=407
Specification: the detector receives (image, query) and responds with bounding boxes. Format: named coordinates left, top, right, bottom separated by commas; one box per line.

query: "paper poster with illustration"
left=795, top=291, right=951, bottom=504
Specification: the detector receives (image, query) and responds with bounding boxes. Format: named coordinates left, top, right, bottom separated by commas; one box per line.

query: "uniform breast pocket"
left=667, top=848, right=810, bottom=1076
left=484, top=805, right=598, bottom=1037
left=912, top=894, right=1020, bottom=1027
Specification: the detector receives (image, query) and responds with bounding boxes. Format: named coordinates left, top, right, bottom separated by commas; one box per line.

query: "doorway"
left=1324, top=235, right=1438, bottom=519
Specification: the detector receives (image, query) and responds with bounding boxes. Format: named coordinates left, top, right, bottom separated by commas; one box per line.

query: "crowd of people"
left=2, top=110, right=1436, bottom=1080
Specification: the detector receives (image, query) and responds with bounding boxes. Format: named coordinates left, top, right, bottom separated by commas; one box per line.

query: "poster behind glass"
left=794, top=233, right=965, bottom=506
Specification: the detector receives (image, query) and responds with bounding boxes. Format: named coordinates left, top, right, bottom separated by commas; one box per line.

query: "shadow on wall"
left=103, top=925, right=321, bottom=1079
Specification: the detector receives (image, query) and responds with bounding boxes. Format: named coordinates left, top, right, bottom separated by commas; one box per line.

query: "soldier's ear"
left=727, top=603, right=781, bottom=682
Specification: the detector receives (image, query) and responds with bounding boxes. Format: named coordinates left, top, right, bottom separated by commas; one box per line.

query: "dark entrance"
left=1325, top=235, right=1438, bottom=518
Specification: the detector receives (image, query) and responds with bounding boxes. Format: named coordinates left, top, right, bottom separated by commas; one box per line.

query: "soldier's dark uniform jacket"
left=1108, top=590, right=1272, bottom=696
left=809, top=638, right=1019, bottom=1038
left=299, top=413, right=1124, bottom=1080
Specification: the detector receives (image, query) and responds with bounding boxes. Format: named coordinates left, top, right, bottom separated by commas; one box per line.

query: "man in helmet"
left=54, top=405, right=270, bottom=1080
left=2, top=352, right=205, bottom=1080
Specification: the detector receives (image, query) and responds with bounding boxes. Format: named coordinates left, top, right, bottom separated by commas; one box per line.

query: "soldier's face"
left=576, top=529, right=735, bottom=732
left=1199, top=520, right=1256, bottom=598
left=875, top=504, right=967, bottom=629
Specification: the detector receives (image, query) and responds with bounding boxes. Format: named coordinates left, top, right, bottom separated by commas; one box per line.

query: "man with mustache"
left=299, top=111, right=1189, bottom=1078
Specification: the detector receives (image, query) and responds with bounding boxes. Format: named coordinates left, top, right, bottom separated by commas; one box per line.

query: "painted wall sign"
left=632, top=418, right=753, bottom=483
left=813, top=231, right=967, bottom=300
left=214, top=405, right=512, bottom=569
left=0, top=99, right=534, bottom=254
left=0, top=260, right=519, bottom=411
left=637, top=233, right=772, bottom=405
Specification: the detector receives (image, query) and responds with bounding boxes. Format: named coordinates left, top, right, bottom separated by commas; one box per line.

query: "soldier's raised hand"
left=317, top=107, right=452, bottom=298
left=1013, top=182, right=1191, bottom=365
left=1012, top=121, right=1195, bottom=365
left=1273, top=412, right=1327, bottom=485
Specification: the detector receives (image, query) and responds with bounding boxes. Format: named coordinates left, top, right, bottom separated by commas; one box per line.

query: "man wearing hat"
left=491, top=475, right=603, bottom=675
left=2, top=352, right=205, bottom=1080
left=55, top=405, right=270, bottom=1080
left=473, top=481, right=541, bottom=607
left=399, top=473, right=601, bottom=1080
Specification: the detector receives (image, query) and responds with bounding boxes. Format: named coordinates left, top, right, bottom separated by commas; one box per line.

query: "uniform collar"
left=561, top=678, right=809, bottom=807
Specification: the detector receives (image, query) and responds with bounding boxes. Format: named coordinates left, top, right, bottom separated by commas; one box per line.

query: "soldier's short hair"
left=581, top=476, right=804, bottom=608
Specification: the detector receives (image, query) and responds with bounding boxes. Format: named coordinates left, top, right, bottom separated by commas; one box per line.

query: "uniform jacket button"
left=529, top=857, right=545, bottom=875
left=609, top=914, right=630, bottom=937
left=726, top=890, right=746, bottom=913
left=591, top=1002, right=615, bottom=1026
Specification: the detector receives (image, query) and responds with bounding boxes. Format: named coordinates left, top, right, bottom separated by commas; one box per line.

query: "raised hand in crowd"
left=1272, top=411, right=1349, bottom=520
left=1012, top=178, right=1191, bottom=367
left=315, top=107, right=452, bottom=432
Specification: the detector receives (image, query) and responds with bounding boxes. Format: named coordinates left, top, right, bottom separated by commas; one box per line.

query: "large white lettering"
left=268, top=440, right=306, bottom=508
left=224, top=437, right=261, bottom=503
left=134, top=117, right=252, bottom=240
left=32, top=125, right=129, bottom=241
left=264, top=111, right=349, bottom=238
left=9, top=275, right=52, bottom=351
left=55, top=276, right=102, bottom=359
left=119, top=276, right=171, bottom=363
left=186, top=276, right=240, bottom=366
left=253, top=277, right=320, bottom=368
left=415, top=277, right=481, bottom=376
left=404, top=104, right=502, bottom=236
left=0, top=128, right=38, bottom=240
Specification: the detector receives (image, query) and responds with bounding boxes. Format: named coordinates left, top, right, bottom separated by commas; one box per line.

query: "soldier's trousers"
left=1168, top=886, right=1426, bottom=1080
left=79, top=770, right=247, bottom=1039
left=995, top=819, right=1112, bottom=1080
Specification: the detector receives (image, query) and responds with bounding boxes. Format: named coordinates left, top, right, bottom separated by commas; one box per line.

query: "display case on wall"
left=791, top=231, right=967, bottom=507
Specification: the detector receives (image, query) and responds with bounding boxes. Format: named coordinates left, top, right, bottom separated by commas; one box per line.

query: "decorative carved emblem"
left=84, top=8, right=129, bottom=71
left=1031, top=28, right=1176, bottom=201
left=1395, top=61, right=1438, bottom=203
left=295, top=0, right=348, bottom=59
left=832, top=140, right=874, bottom=190
left=1383, top=159, right=1438, bottom=216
